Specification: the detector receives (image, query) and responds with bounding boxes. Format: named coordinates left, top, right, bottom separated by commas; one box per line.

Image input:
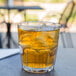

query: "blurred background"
left=0, top=0, right=76, bottom=48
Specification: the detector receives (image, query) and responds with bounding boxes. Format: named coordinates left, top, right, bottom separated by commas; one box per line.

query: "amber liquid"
left=18, top=28, right=59, bottom=68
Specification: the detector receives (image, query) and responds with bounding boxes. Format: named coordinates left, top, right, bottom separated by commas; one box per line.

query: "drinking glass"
left=18, top=21, right=62, bottom=73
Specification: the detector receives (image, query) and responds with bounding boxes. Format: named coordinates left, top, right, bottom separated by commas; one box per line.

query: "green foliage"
left=0, top=0, right=6, bottom=3
left=23, top=0, right=65, bottom=3
left=25, top=14, right=38, bottom=21
left=51, top=0, right=65, bottom=3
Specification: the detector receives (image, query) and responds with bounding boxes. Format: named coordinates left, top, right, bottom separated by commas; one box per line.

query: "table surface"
left=0, top=48, right=76, bottom=76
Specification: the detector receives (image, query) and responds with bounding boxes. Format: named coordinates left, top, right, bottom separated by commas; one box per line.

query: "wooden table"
left=0, top=48, right=76, bottom=76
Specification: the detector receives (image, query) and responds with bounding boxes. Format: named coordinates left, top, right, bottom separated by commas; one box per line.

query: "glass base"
left=23, top=65, right=54, bottom=73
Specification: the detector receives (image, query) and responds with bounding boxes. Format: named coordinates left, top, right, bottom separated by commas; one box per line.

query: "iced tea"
left=18, top=28, right=59, bottom=69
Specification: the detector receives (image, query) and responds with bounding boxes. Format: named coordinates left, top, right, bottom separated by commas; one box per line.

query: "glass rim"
left=18, top=21, right=65, bottom=31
